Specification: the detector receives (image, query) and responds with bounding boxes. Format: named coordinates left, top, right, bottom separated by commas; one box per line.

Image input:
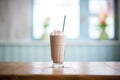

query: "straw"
left=62, top=15, right=66, bottom=32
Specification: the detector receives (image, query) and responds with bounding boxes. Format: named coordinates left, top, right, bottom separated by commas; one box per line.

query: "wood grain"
left=0, top=62, right=120, bottom=80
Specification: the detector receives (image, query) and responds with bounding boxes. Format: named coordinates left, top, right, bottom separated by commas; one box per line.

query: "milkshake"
left=50, top=29, right=65, bottom=67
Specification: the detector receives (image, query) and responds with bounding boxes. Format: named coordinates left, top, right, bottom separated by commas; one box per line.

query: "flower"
left=43, top=17, right=50, bottom=29
left=41, top=17, right=50, bottom=40
left=98, top=10, right=108, bottom=40
left=98, top=10, right=108, bottom=25
left=98, top=10, right=108, bottom=29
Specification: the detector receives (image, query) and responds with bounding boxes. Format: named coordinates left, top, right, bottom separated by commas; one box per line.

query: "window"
left=89, top=0, right=114, bottom=39
left=32, top=0, right=115, bottom=40
left=32, top=0, right=80, bottom=39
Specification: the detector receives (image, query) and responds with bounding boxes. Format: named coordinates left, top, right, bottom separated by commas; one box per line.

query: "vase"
left=99, top=24, right=108, bottom=40
left=41, top=29, right=48, bottom=40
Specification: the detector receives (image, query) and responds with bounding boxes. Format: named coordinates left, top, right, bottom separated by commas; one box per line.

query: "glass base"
left=52, top=63, right=64, bottom=68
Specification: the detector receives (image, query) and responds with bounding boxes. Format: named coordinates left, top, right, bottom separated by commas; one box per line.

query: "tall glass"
left=50, top=34, right=65, bottom=68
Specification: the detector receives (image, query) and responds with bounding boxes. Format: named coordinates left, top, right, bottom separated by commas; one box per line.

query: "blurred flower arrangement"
left=41, top=17, right=50, bottom=40
left=98, top=11, right=108, bottom=40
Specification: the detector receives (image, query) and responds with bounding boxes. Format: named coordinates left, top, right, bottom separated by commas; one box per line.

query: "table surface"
left=0, top=62, right=120, bottom=80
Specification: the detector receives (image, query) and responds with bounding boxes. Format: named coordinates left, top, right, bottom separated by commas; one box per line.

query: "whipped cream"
left=50, top=29, right=63, bottom=36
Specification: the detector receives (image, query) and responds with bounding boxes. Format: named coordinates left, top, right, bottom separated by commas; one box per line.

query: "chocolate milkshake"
left=50, top=29, right=65, bottom=67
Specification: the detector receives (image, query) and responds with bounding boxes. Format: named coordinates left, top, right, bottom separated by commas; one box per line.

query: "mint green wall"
left=0, top=44, right=120, bottom=62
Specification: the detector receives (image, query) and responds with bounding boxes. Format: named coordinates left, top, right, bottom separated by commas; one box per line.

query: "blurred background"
left=0, top=0, right=120, bottom=62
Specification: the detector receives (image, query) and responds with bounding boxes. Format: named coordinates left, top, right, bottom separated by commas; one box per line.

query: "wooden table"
left=0, top=62, right=120, bottom=80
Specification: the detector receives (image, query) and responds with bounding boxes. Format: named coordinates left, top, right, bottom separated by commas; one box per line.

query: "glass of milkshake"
left=50, top=29, right=65, bottom=68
